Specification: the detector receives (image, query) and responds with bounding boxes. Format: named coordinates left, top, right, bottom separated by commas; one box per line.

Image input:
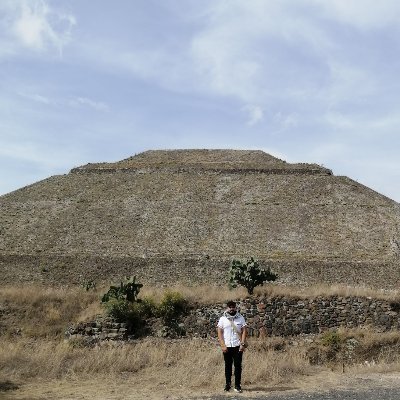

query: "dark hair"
left=227, top=300, right=236, bottom=308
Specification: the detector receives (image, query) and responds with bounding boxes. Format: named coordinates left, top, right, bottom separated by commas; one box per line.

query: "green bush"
left=157, top=291, right=189, bottom=326
left=320, top=330, right=344, bottom=350
left=101, top=279, right=190, bottom=337
left=104, top=296, right=156, bottom=330
left=138, top=297, right=157, bottom=318
left=229, top=257, right=278, bottom=295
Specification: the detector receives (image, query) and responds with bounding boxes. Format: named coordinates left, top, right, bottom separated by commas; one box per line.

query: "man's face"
left=228, top=305, right=236, bottom=315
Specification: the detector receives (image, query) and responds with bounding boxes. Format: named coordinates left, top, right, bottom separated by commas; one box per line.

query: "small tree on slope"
left=229, top=257, right=278, bottom=295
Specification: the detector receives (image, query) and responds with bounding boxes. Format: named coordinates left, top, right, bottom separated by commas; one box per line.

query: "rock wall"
left=188, top=295, right=400, bottom=338
left=66, top=295, right=400, bottom=343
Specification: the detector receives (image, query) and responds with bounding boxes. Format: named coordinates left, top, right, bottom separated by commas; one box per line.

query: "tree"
left=229, top=257, right=278, bottom=295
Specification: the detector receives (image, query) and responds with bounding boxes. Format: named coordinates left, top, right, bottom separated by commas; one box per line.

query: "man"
left=217, top=300, right=247, bottom=393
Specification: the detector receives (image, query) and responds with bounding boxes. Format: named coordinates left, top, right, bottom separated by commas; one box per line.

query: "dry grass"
left=0, top=285, right=102, bottom=338
left=254, top=283, right=400, bottom=301
left=2, top=333, right=400, bottom=393
left=140, top=283, right=400, bottom=303
left=0, top=336, right=311, bottom=389
left=344, top=328, right=400, bottom=364
left=2, top=284, right=400, bottom=399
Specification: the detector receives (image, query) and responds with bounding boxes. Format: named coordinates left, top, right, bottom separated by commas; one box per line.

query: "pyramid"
left=1, top=149, right=399, bottom=288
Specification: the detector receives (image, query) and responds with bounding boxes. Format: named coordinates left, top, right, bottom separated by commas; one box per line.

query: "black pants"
left=223, top=346, right=243, bottom=387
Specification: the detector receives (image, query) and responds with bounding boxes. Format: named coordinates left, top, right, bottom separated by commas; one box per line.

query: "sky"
left=1, top=0, right=399, bottom=202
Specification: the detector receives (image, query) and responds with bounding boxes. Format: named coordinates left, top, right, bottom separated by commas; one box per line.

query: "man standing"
left=217, top=300, right=248, bottom=393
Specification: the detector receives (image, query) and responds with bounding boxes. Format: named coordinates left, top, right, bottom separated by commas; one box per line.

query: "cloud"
left=0, top=0, right=76, bottom=56
left=242, top=104, right=264, bottom=126
left=316, top=0, right=400, bottom=30
left=273, top=112, right=298, bottom=129
left=14, top=90, right=108, bottom=112
left=68, top=97, right=109, bottom=112
left=94, top=1, right=398, bottom=105
left=17, top=91, right=51, bottom=104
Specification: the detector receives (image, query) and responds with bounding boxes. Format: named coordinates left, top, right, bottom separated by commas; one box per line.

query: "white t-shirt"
left=217, top=313, right=247, bottom=347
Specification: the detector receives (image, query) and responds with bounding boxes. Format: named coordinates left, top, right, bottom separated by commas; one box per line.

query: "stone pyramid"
left=1, top=149, right=399, bottom=288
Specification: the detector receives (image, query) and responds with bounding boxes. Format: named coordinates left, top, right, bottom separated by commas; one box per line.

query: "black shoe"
left=234, top=386, right=242, bottom=393
left=224, top=384, right=231, bottom=392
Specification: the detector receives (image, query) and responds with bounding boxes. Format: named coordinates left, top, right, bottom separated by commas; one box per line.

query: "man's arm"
left=239, top=325, right=248, bottom=351
left=217, top=327, right=228, bottom=352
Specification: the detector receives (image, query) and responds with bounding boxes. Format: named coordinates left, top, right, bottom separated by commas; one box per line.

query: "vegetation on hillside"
left=100, top=277, right=189, bottom=337
left=229, top=257, right=278, bottom=295
left=1, top=284, right=400, bottom=398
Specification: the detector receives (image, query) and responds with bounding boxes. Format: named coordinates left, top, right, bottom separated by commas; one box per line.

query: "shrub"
left=320, top=330, right=344, bottom=350
left=157, top=291, right=189, bottom=327
left=104, top=297, right=156, bottom=333
left=101, top=277, right=152, bottom=335
left=229, top=257, right=278, bottom=295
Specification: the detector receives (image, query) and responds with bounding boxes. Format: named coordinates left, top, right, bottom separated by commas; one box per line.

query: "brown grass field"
left=1, top=284, right=400, bottom=399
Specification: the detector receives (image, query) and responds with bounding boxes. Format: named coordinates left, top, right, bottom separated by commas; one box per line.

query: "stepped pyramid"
left=1, top=149, right=399, bottom=287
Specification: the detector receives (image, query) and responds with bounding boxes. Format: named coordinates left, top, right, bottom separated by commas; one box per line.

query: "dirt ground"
left=1, top=371, right=400, bottom=400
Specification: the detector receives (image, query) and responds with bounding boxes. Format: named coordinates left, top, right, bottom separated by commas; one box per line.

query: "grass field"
left=1, top=284, right=400, bottom=399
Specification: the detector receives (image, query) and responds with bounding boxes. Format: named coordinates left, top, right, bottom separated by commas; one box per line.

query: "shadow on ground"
left=245, top=386, right=298, bottom=392
left=0, top=381, right=19, bottom=392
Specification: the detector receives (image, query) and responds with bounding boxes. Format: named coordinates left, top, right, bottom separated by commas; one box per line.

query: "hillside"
left=1, top=149, right=399, bottom=287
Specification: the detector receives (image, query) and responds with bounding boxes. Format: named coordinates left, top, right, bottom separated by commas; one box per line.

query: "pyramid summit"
left=71, top=149, right=331, bottom=174
left=1, top=149, right=399, bottom=288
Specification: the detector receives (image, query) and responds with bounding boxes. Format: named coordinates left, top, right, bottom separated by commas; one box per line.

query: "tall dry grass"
left=0, top=337, right=311, bottom=389
left=141, top=283, right=400, bottom=303
left=1, top=284, right=400, bottom=393
left=0, top=285, right=102, bottom=338
left=2, top=333, right=399, bottom=391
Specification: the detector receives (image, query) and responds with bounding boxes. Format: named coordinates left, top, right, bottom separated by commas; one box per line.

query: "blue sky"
left=1, top=0, right=399, bottom=202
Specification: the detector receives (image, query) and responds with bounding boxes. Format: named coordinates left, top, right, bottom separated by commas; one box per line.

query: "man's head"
left=226, top=300, right=237, bottom=315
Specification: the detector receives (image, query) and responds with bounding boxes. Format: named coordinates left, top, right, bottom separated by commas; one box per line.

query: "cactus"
left=101, top=276, right=143, bottom=303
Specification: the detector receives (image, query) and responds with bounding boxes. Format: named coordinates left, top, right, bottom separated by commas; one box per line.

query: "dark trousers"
left=223, top=346, right=243, bottom=387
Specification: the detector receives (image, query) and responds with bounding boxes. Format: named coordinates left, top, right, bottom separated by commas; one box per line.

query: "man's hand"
left=221, top=345, right=228, bottom=353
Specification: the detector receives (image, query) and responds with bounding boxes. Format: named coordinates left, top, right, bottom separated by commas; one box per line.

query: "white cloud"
left=14, top=91, right=108, bottom=111
left=316, top=0, right=400, bottom=30
left=13, top=2, right=49, bottom=50
left=17, top=91, right=51, bottom=104
left=55, top=0, right=400, bottom=109
left=324, top=111, right=400, bottom=138
left=95, top=1, right=397, bottom=104
left=273, top=112, right=299, bottom=129
left=242, top=104, right=264, bottom=126
left=68, top=97, right=109, bottom=112
left=0, top=0, right=76, bottom=56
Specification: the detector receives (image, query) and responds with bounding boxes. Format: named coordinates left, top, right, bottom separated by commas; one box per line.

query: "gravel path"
left=186, top=387, right=400, bottom=400
left=184, top=373, right=400, bottom=400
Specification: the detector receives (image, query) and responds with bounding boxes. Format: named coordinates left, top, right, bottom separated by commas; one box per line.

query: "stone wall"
left=187, top=296, right=400, bottom=338
left=66, top=295, right=400, bottom=343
